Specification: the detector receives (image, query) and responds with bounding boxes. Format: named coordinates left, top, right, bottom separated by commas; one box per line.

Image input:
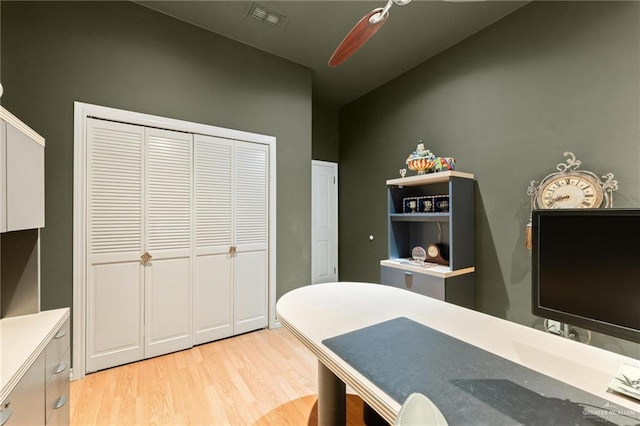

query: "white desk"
left=276, top=282, right=640, bottom=425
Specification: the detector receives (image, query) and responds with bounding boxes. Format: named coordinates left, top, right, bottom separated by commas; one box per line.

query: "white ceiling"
left=137, top=1, right=528, bottom=107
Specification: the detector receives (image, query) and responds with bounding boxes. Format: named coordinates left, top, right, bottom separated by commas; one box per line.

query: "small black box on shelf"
left=434, top=195, right=450, bottom=213
left=418, top=196, right=434, bottom=213
left=403, top=197, right=420, bottom=213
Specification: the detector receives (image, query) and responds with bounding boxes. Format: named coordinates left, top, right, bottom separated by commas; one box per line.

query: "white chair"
left=393, top=393, right=448, bottom=426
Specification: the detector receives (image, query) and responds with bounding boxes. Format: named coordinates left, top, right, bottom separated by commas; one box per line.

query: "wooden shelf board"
left=386, top=170, right=474, bottom=186
left=380, top=259, right=474, bottom=278
left=390, top=213, right=449, bottom=222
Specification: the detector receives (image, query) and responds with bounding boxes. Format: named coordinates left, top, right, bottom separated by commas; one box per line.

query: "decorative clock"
left=527, top=152, right=618, bottom=210
left=425, top=243, right=449, bottom=266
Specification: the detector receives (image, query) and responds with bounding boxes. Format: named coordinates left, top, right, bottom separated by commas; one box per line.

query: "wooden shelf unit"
left=380, top=171, right=475, bottom=308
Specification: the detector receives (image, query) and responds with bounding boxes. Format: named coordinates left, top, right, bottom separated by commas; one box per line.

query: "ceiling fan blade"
left=328, top=8, right=388, bottom=67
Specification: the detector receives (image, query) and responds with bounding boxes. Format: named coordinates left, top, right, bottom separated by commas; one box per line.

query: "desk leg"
left=318, top=361, right=346, bottom=426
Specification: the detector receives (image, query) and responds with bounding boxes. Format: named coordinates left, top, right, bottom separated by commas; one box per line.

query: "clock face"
left=537, top=173, right=604, bottom=209
left=427, top=244, right=440, bottom=258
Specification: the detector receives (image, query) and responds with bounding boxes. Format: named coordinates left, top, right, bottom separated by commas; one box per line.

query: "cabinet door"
left=144, top=128, right=193, bottom=358
left=86, top=118, right=144, bottom=373
left=234, top=142, right=268, bottom=333
left=3, top=121, right=45, bottom=232
left=1, top=352, right=45, bottom=426
left=193, top=135, right=233, bottom=344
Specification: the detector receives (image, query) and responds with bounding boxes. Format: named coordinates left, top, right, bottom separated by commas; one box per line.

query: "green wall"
left=1, top=1, right=312, bottom=308
left=339, top=1, right=640, bottom=357
left=312, top=102, right=339, bottom=162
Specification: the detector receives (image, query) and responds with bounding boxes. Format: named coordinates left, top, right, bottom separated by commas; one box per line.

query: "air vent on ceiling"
left=248, top=3, right=285, bottom=28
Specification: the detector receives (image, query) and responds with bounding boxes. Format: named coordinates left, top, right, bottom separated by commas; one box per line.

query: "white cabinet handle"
left=54, top=396, right=67, bottom=410
left=54, top=362, right=67, bottom=375
left=54, top=329, right=67, bottom=339
left=0, top=407, right=12, bottom=426
left=404, top=271, right=413, bottom=288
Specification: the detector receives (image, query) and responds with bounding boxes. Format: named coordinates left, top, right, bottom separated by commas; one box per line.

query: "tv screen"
left=531, top=208, right=640, bottom=343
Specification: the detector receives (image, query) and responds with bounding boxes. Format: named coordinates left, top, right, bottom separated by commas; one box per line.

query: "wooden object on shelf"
left=381, top=171, right=475, bottom=308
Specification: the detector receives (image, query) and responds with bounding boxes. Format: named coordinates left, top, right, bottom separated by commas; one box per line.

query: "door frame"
left=73, top=102, right=277, bottom=379
left=311, top=160, right=338, bottom=283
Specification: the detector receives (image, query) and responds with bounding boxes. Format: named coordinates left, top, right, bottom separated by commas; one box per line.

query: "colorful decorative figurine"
left=406, top=142, right=436, bottom=174
left=405, top=142, right=455, bottom=175
left=435, top=157, right=456, bottom=172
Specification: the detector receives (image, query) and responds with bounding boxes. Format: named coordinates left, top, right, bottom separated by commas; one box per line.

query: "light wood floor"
left=70, top=327, right=366, bottom=425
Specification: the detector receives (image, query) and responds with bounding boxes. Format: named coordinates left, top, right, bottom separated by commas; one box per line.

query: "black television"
left=531, top=208, right=640, bottom=343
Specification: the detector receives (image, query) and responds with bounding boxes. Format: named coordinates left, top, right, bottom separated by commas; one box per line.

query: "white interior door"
left=312, top=160, right=338, bottom=284
left=86, top=118, right=144, bottom=373
left=193, top=135, right=233, bottom=344
left=234, top=141, right=268, bottom=333
left=144, top=128, right=193, bottom=358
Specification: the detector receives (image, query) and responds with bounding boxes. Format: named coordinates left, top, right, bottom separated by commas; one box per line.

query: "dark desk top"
left=323, top=317, right=640, bottom=426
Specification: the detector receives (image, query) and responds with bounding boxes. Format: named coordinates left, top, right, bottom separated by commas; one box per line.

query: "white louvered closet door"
left=86, top=118, right=144, bottom=373
left=234, top=141, right=269, bottom=334
left=193, top=135, right=233, bottom=344
left=144, top=127, right=193, bottom=358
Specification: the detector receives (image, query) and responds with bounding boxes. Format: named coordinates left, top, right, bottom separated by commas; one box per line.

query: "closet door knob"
left=140, top=252, right=153, bottom=264
left=229, top=246, right=237, bottom=254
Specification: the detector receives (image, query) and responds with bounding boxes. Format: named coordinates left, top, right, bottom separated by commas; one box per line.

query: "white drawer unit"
left=0, top=309, right=70, bottom=426
left=0, top=352, right=45, bottom=426
left=45, top=319, right=70, bottom=425
left=380, top=262, right=474, bottom=308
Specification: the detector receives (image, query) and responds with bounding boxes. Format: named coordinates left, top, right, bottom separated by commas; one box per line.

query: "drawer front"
left=45, top=347, right=70, bottom=423
left=380, top=265, right=445, bottom=300
left=0, top=352, right=45, bottom=426
left=45, top=319, right=70, bottom=380
left=45, top=382, right=69, bottom=426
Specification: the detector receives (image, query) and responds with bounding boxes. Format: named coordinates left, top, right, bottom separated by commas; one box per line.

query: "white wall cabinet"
left=0, top=107, right=45, bottom=233
left=86, top=118, right=269, bottom=372
left=0, top=107, right=70, bottom=425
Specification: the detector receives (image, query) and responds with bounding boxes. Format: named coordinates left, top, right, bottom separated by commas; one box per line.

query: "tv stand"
left=544, top=319, right=592, bottom=344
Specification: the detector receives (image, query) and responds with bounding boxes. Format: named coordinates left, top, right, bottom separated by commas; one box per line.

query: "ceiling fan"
left=328, top=0, right=412, bottom=67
